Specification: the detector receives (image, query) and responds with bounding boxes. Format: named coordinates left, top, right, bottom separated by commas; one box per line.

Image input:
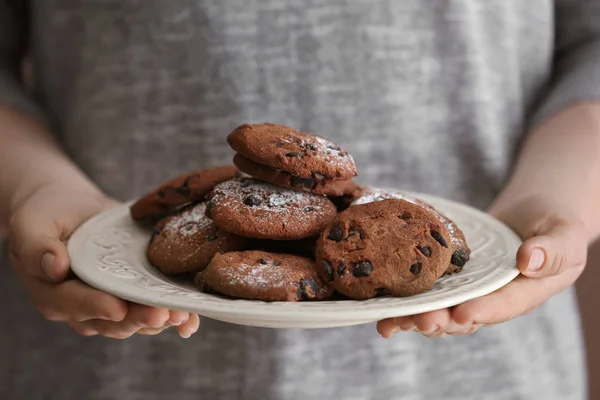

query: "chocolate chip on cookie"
left=227, top=123, right=358, bottom=181
left=201, top=251, right=333, bottom=301
left=147, top=202, right=248, bottom=275
left=327, top=225, right=344, bottom=242
left=206, top=178, right=337, bottom=240
left=352, top=188, right=471, bottom=274
left=130, top=165, right=240, bottom=222
left=316, top=199, right=453, bottom=299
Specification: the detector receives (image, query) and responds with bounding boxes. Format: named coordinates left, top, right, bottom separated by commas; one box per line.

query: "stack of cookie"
left=130, top=123, right=470, bottom=302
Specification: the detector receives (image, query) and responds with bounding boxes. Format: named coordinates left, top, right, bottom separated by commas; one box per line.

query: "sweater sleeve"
left=0, top=0, right=45, bottom=122
left=531, top=0, right=600, bottom=127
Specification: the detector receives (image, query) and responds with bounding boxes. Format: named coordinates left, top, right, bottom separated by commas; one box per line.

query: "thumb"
left=517, top=221, right=588, bottom=279
left=8, top=213, right=71, bottom=283
left=9, top=191, right=118, bottom=283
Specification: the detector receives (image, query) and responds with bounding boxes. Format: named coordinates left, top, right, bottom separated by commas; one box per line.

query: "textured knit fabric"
left=1, top=1, right=599, bottom=399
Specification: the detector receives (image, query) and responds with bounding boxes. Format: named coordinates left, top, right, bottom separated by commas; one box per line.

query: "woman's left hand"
left=377, top=195, right=589, bottom=338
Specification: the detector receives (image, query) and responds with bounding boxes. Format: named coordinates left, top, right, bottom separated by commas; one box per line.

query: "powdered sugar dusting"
left=312, top=135, right=356, bottom=168
left=352, top=188, right=417, bottom=206
left=221, top=263, right=288, bottom=289
left=163, top=202, right=212, bottom=236
left=353, top=188, right=461, bottom=245
left=268, top=193, right=291, bottom=207
left=211, top=178, right=326, bottom=215
left=276, top=129, right=356, bottom=170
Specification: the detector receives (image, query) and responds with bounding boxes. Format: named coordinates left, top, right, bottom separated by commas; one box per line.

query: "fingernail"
left=388, top=326, right=401, bottom=337
left=41, top=253, right=55, bottom=279
left=393, top=318, right=414, bottom=332
left=527, top=248, right=545, bottom=272
left=180, top=331, right=193, bottom=339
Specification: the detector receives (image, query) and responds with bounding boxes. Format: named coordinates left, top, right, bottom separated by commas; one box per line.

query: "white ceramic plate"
left=68, top=192, right=521, bottom=329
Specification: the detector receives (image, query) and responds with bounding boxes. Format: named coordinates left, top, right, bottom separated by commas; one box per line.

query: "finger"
left=392, top=316, right=416, bottom=331
left=67, top=321, right=99, bottom=337
left=422, top=321, right=481, bottom=337
left=175, top=313, right=200, bottom=338
left=78, top=319, right=138, bottom=339
left=8, top=215, right=71, bottom=283
left=133, top=309, right=193, bottom=336
left=412, top=309, right=451, bottom=334
left=19, top=276, right=128, bottom=322
left=452, top=268, right=580, bottom=325
left=378, top=309, right=452, bottom=338
left=166, top=310, right=190, bottom=327
left=120, top=303, right=171, bottom=329
left=423, top=331, right=448, bottom=338
left=446, top=324, right=482, bottom=336
left=132, top=311, right=189, bottom=338
left=518, top=223, right=587, bottom=278
left=137, top=327, right=169, bottom=336
left=376, top=316, right=415, bottom=338
left=79, top=305, right=170, bottom=339
left=376, top=318, right=399, bottom=338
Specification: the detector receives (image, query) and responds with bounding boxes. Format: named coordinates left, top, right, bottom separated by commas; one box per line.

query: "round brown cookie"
left=352, top=188, right=471, bottom=274
left=147, top=202, right=248, bottom=275
left=227, top=123, right=358, bottom=180
left=202, top=251, right=333, bottom=301
left=130, top=165, right=240, bottom=222
left=206, top=178, right=338, bottom=240
left=316, top=199, right=453, bottom=299
left=233, top=153, right=358, bottom=196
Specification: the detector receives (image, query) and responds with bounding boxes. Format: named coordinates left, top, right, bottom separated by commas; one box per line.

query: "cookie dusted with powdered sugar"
left=205, top=178, right=337, bottom=240
left=200, top=251, right=333, bottom=301
left=147, top=202, right=248, bottom=275
left=130, top=165, right=240, bottom=222
left=227, top=123, right=358, bottom=181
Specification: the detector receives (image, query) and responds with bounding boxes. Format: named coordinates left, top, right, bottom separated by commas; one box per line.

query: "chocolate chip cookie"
left=201, top=251, right=333, bottom=301
left=316, top=199, right=453, bottom=299
left=233, top=153, right=357, bottom=196
left=352, top=188, right=471, bottom=273
left=206, top=177, right=338, bottom=240
left=130, top=165, right=239, bottom=222
left=227, top=123, right=358, bottom=181
left=147, top=202, right=248, bottom=275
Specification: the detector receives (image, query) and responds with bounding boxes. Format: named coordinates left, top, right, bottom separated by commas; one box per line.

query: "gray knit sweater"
left=1, top=1, right=599, bottom=399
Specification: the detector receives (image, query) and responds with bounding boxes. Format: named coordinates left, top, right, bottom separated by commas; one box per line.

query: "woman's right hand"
left=7, top=182, right=200, bottom=339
